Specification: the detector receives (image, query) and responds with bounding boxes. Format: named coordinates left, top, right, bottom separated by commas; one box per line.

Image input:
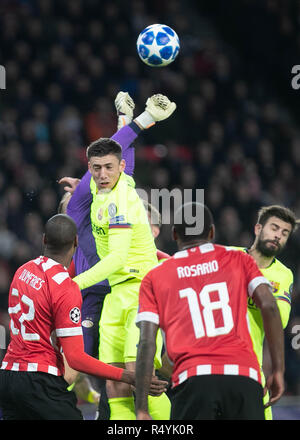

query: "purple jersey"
left=67, top=123, right=140, bottom=297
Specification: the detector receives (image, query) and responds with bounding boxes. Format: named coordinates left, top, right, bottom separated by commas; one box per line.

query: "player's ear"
left=254, top=223, right=262, bottom=236
left=208, top=224, right=215, bottom=241
left=74, top=235, right=78, bottom=249
left=120, top=158, right=126, bottom=172
left=42, top=233, right=47, bottom=246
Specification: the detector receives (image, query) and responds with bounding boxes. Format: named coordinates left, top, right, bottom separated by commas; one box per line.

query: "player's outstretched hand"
left=59, top=177, right=81, bottom=194
left=123, top=370, right=168, bottom=396
left=263, top=371, right=285, bottom=408
left=115, top=91, right=135, bottom=130
left=146, top=94, right=176, bottom=122
left=134, top=93, right=176, bottom=129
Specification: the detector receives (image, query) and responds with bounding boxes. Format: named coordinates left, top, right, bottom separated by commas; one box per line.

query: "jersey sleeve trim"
left=136, top=311, right=159, bottom=325
left=108, top=223, right=132, bottom=229
left=276, top=295, right=291, bottom=306
left=248, top=276, right=271, bottom=297
left=56, top=327, right=83, bottom=337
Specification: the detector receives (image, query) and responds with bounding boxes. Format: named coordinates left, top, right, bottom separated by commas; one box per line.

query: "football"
left=136, top=24, right=180, bottom=67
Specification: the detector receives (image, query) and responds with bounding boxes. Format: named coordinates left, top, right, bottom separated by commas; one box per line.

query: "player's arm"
left=252, top=284, right=285, bottom=407
left=275, top=270, right=293, bottom=329
left=59, top=92, right=176, bottom=203
left=135, top=272, right=162, bottom=419
left=63, top=353, right=79, bottom=385
left=60, top=334, right=167, bottom=395
left=73, top=224, right=133, bottom=290
left=262, top=272, right=293, bottom=380
left=135, top=320, right=159, bottom=420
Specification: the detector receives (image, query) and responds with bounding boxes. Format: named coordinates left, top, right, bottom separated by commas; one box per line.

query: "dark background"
left=0, top=0, right=300, bottom=395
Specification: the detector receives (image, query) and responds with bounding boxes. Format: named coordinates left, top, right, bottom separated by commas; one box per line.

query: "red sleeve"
left=52, top=280, right=83, bottom=337
left=68, top=259, right=76, bottom=278
left=136, top=272, right=159, bottom=325
left=60, top=335, right=123, bottom=381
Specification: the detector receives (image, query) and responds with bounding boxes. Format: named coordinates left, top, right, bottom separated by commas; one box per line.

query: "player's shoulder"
left=272, top=257, right=293, bottom=280
left=225, top=245, right=248, bottom=253
left=216, top=245, right=256, bottom=267
left=123, top=172, right=136, bottom=188
left=157, top=249, right=171, bottom=262
left=35, top=256, right=79, bottom=291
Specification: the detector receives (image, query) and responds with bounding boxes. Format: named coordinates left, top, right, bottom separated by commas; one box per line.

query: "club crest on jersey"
left=270, top=281, right=280, bottom=293
left=82, top=318, right=94, bottom=328
left=97, top=208, right=103, bottom=221
left=69, top=307, right=81, bottom=324
left=108, top=203, right=117, bottom=217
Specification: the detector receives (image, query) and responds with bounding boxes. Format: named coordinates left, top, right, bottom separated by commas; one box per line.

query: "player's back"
left=2, top=256, right=82, bottom=376
left=139, top=244, right=267, bottom=387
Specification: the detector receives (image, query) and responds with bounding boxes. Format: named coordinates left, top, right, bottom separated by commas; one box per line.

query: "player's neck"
left=44, top=252, right=70, bottom=269
left=180, top=239, right=209, bottom=251
left=248, top=246, right=274, bottom=269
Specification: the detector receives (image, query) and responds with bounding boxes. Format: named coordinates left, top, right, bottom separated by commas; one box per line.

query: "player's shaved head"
left=44, top=214, right=77, bottom=254
left=173, top=202, right=215, bottom=245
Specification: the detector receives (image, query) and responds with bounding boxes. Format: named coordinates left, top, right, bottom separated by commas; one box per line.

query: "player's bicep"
left=136, top=274, right=159, bottom=325
left=52, top=286, right=83, bottom=338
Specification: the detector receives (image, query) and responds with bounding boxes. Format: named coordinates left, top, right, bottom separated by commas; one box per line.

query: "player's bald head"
left=173, top=202, right=215, bottom=244
left=44, top=214, right=77, bottom=253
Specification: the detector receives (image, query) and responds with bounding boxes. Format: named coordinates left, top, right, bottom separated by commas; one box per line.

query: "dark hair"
left=44, top=214, right=77, bottom=253
left=257, top=205, right=299, bottom=233
left=173, top=202, right=214, bottom=243
left=86, top=138, right=122, bottom=162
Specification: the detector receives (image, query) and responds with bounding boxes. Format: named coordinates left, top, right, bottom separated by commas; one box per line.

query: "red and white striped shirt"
left=1, top=256, right=83, bottom=376
left=137, top=244, right=270, bottom=388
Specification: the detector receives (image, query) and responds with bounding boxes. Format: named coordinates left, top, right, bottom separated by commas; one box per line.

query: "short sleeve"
left=136, top=272, right=159, bottom=326
left=52, top=281, right=83, bottom=338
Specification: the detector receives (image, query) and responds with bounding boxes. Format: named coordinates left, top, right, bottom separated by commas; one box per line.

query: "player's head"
left=86, top=138, right=125, bottom=191
left=43, top=214, right=78, bottom=261
left=57, top=192, right=72, bottom=214
left=172, top=202, right=215, bottom=248
left=142, top=200, right=162, bottom=239
left=253, top=205, right=299, bottom=257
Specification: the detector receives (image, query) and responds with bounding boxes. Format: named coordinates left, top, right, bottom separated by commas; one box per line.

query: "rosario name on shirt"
left=177, top=260, right=219, bottom=279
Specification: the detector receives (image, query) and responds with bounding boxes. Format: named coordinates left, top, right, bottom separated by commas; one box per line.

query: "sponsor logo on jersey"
left=92, top=222, right=105, bottom=235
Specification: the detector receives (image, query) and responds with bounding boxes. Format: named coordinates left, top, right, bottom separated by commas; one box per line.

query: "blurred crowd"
left=0, top=0, right=300, bottom=394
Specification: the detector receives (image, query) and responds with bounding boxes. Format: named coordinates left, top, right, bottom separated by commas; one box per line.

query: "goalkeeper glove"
left=135, top=94, right=176, bottom=129
left=115, top=91, right=135, bottom=130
